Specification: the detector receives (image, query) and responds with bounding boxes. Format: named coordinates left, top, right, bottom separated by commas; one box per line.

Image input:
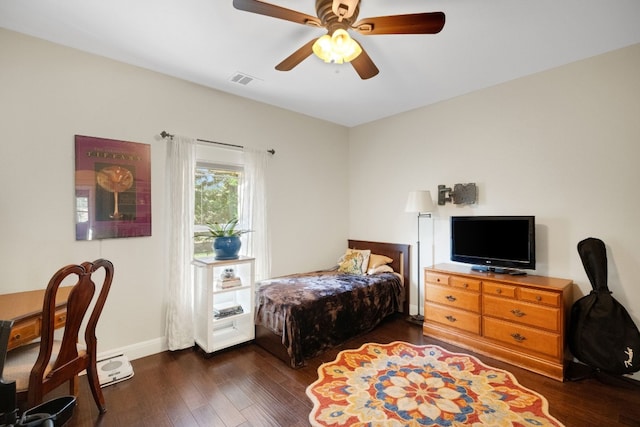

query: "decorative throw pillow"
left=368, top=264, right=395, bottom=275
left=338, top=251, right=365, bottom=275
left=338, top=249, right=371, bottom=274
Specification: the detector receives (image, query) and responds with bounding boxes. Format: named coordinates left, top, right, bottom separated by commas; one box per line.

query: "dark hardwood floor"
left=42, top=315, right=640, bottom=426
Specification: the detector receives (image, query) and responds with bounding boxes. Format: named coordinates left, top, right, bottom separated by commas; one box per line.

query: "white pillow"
left=368, top=264, right=394, bottom=275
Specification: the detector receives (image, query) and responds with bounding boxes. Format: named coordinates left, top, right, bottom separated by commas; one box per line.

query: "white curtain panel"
left=165, top=135, right=196, bottom=350
left=241, top=147, right=271, bottom=282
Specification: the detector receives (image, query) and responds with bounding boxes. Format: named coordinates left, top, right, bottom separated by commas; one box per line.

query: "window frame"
left=193, top=160, right=244, bottom=258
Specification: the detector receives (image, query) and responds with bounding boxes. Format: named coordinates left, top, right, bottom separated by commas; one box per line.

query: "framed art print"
left=75, top=135, right=151, bottom=240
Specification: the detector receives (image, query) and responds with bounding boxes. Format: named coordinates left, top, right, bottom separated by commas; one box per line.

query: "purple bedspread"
left=255, top=270, right=404, bottom=367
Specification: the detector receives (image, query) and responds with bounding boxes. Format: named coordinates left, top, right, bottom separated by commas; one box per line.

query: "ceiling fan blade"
left=233, top=0, right=321, bottom=27
left=275, top=39, right=317, bottom=71
left=350, top=46, right=379, bottom=80
left=353, top=12, right=445, bottom=35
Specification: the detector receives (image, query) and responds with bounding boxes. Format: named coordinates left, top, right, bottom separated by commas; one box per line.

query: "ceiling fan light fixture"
left=312, top=29, right=362, bottom=64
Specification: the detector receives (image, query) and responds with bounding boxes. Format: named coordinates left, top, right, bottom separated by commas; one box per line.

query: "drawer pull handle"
left=511, top=333, right=526, bottom=342
left=13, top=334, right=21, bottom=340
left=445, top=315, right=457, bottom=323
left=446, top=295, right=457, bottom=302
left=463, top=283, right=469, bottom=288
left=536, top=296, right=542, bottom=301
left=510, top=309, right=525, bottom=317
left=436, top=278, right=441, bottom=282
left=496, top=289, right=502, bottom=294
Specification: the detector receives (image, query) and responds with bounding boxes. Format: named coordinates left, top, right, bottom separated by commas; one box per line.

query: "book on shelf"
left=216, top=277, right=242, bottom=289
left=213, top=302, right=244, bottom=319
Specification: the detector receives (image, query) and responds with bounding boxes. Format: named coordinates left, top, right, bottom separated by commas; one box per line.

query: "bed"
left=254, top=240, right=410, bottom=368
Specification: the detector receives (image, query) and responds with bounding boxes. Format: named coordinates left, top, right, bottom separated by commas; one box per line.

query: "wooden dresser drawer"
left=449, top=276, right=481, bottom=292
left=520, top=287, right=561, bottom=307
left=425, top=302, right=480, bottom=335
left=483, top=295, right=560, bottom=331
left=483, top=281, right=517, bottom=298
left=425, top=272, right=449, bottom=286
left=54, top=309, right=67, bottom=328
left=9, top=320, right=40, bottom=349
left=426, top=284, right=480, bottom=313
left=483, top=317, right=561, bottom=359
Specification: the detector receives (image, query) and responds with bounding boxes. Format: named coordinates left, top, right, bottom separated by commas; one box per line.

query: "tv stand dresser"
left=423, top=263, right=573, bottom=381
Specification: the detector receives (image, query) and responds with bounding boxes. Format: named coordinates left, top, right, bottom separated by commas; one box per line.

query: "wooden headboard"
left=348, top=239, right=411, bottom=315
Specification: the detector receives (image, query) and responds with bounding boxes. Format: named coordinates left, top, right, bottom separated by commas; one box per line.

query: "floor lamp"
left=405, top=190, right=435, bottom=325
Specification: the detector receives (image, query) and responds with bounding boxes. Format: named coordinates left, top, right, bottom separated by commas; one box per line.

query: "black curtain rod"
left=160, top=131, right=275, bottom=155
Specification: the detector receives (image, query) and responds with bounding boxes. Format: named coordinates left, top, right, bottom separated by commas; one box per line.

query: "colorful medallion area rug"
left=306, top=342, right=564, bottom=427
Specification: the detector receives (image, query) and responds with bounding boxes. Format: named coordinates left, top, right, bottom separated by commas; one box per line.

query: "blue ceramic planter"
left=213, top=236, right=242, bottom=260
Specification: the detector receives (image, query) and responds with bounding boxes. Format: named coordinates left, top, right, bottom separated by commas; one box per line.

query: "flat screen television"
left=450, top=215, right=536, bottom=274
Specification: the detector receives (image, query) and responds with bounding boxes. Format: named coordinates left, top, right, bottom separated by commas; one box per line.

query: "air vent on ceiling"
left=229, top=72, right=255, bottom=86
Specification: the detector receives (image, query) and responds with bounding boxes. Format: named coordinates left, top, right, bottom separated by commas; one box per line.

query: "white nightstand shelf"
left=193, top=256, right=255, bottom=354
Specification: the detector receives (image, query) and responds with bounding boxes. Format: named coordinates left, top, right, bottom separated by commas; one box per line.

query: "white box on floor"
left=96, top=353, right=134, bottom=387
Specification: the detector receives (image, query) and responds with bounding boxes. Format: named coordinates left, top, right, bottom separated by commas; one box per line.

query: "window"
left=194, top=162, right=243, bottom=257
left=76, top=190, right=89, bottom=223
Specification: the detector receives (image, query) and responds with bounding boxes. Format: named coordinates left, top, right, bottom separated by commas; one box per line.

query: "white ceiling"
left=2, top=0, right=640, bottom=127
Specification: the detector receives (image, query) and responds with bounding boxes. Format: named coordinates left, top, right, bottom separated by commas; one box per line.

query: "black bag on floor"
left=569, top=237, right=640, bottom=375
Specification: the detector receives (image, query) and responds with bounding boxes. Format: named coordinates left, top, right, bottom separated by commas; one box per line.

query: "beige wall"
left=349, top=43, right=640, bottom=379
left=0, top=28, right=349, bottom=358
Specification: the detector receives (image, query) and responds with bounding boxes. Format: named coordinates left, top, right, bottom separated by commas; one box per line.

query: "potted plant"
left=207, top=218, right=251, bottom=260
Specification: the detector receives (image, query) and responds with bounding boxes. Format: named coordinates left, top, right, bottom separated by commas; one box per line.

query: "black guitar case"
left=569, top=237, right=640, bottom=376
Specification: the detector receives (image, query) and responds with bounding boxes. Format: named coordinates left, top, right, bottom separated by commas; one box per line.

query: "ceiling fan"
left=232, top=0, right=445, bottom=80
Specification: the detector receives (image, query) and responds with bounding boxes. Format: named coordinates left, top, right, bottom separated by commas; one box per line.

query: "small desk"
left=0, top=287, right=71, bottom=351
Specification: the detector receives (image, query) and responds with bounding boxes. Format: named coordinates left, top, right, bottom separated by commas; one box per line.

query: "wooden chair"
left=1, top=320, right=18, bottom=424
left=2, top=259, right=114, bottom=413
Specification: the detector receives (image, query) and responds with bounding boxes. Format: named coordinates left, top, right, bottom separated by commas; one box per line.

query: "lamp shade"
left=405, top=190, right=435, bottom=213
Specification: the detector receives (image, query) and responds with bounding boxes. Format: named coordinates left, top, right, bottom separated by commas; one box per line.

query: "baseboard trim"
left=98, top=337, right=167, bottom=362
